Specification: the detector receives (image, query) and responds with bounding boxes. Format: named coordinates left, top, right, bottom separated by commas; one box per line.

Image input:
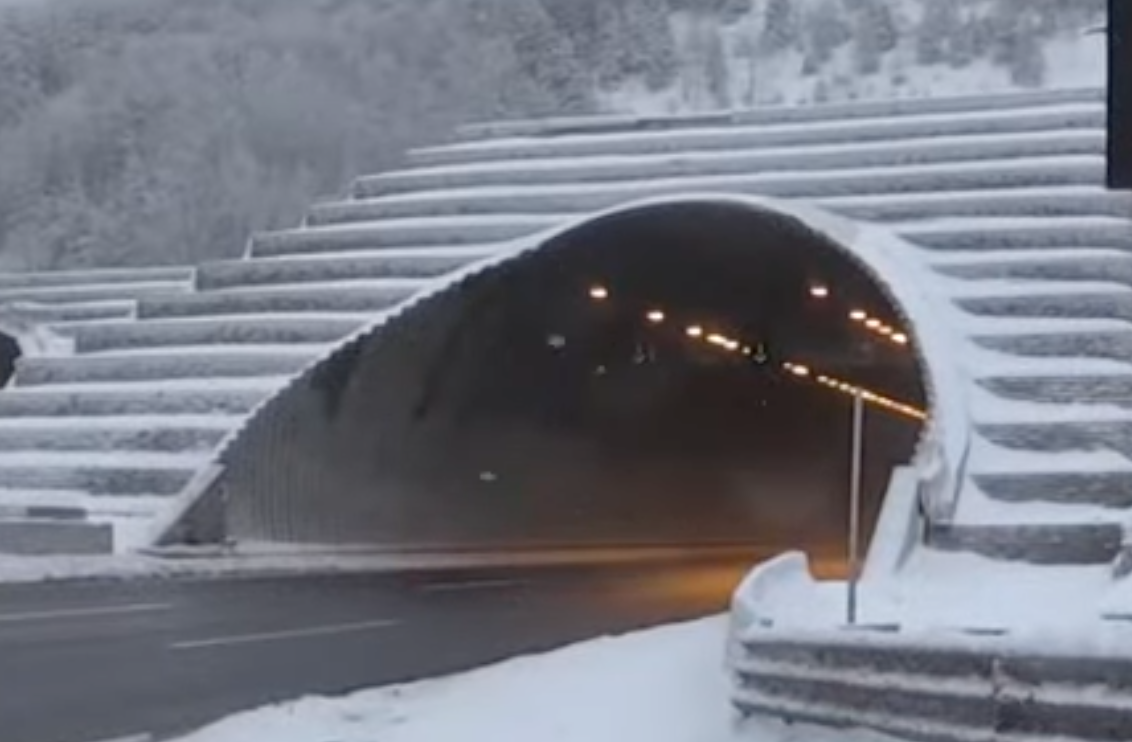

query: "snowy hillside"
left=602, top=0, right=1107, bottom=114
left=0, top=0, right=1109, bottom=271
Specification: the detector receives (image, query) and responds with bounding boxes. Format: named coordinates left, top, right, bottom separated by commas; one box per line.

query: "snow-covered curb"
left=0, top=543, right=767, bottom=585
left=173, top=616, right=897, bottom=742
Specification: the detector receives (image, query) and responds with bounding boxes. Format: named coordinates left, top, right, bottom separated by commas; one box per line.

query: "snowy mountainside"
left=600, top=0, right=1107, bottom=115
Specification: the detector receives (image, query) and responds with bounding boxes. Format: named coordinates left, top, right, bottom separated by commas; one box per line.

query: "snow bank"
left=728, top=546, right=1113, bottom=639
left=173, top=617, right=894, bottom=742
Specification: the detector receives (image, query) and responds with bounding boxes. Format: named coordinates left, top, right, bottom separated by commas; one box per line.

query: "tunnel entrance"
left=0, top=331, right=20, bottom=389
left=222, top=202, right=929, bottom=565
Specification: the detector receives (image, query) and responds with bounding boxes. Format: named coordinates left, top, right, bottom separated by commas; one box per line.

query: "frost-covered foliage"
left=604, top=0, right=1106, bottom=114
left=0, top=0, right=1108, bottom=272
left=0, top=0, right=592, bottom=271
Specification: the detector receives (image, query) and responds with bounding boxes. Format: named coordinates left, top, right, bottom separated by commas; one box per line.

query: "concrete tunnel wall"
left=202, top=201, right=931, bottom=551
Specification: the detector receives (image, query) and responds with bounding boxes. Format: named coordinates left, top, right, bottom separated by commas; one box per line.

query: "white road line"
left=83, top=733, right=152, bottom=742
left=420, top=579, right=527, bottom=593
left=169, top=619, right=399, bottom=651
left=0, top=603, right=173, bottom=625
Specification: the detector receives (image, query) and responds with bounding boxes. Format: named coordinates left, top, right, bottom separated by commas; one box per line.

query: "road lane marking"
left=82, top=733, right=152, bottom=742
left=420, top=579, right=526, bottom=593
left=0, top=603, right=172, bottom=625
left=169, top=619, right=399, bottom=651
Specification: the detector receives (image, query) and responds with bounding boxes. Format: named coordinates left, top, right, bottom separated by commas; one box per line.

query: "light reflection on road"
left=592, top=548, right=847, bottom=615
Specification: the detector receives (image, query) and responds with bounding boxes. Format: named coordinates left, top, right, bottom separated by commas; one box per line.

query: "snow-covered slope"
left=602, top=0, right=1106, bottom=115
left=0, top=87, right=1127, bottom=571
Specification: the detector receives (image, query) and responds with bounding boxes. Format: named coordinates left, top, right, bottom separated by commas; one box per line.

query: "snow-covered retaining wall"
left=731, top=621, right=1132, bottom=742
left=728, top=550, right=1132, bottom=740
left=452, top=89, right=1104, bottom=143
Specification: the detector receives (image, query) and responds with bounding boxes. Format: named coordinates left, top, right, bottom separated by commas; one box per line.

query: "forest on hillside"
left=0, top=0, right=1107, bottom=271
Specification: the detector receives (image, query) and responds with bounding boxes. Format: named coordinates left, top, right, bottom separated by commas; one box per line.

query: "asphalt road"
left=0, top=554, right=765, bottom=742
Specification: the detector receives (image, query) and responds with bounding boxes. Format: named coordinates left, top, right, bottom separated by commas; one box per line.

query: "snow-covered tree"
left=485, top=0, right=590, bottom=112
left=803, top=2, right=851, bottom=68
left=947, top=11, right=980, bottom=68
left=916, top=2, right=961, bottom=66
left=681, top=15, right=727, bottom=111
left=760, top=0, right=796, bottom=53
left=704, top=27, right=730, bottom=108
left=592, top=2, right=630, bottom=88
left=619, top=0, right=680, bottom=91
left=852, top=0, right=899, bottom=75
left=0, top=0, right=1110, bottom=270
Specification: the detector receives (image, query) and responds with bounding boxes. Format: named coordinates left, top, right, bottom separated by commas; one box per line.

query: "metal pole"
left=848, top=391, right=864, bottom=625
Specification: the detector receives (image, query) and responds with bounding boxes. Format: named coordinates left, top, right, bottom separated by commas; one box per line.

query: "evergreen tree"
left=916, top=2, right=961, bottom=66
left=985, top=1, right=1046, bottom=88
left=947, top=12, right=979, bottom=68
left=733, top=28, right=758, bottom=106
left=592, top=1, right=630, bottom=89
left=486, top=0, right=591, bottom=112
left=538, top=0, right=601, bottom=61
left=852, top=0, right=898, bottom=75
left=681, top=14, right=719, bottom=110
left=704, top=27, right=730, bottom=109
left=0, top=20, right=40, bottom=128
left=865, top=0, right=899, bottom=55
left=622, top=0, right=680, bottom=91
left=804, top=2, right=851, bottom=68
left=1009, top=32, right=1046, bottom=88
left=760, top=0, right=796, bottom=54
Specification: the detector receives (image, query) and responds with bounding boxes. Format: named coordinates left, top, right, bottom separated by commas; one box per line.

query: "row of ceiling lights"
left=586, top=283, right=926, bottom=421
left=782, top=362, right=927, bottom=422
left=593, top=283, right=910, bottom=350
left=592, top=285, right=753, bottom=355
left=808, top=284, right=909, bottom=347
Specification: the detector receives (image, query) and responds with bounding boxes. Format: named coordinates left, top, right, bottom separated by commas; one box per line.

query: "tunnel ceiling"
left=508, top=202, right=922, bottom=397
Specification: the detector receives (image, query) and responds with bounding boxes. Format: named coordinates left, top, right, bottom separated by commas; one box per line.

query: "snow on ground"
left=867, top=549, right=1114, bottom=633
left=742, top=550, right=1114, bottom=635
left=172, top=617, right=895, bottom=742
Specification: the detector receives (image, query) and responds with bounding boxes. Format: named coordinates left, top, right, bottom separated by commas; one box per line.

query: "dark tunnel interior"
left=0, top=332, right=19, bottom=389
left=222, top=203, right=928, bottom=561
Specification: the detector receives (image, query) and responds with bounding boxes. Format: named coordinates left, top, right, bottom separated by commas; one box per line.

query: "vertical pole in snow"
left=848, top=391, right=864, bottom=626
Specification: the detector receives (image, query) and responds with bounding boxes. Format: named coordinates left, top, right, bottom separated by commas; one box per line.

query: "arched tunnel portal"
left=209, top=201, right=932, bottom=567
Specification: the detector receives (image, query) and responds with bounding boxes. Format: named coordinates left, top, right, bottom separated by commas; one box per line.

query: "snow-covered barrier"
left=731, top=623, right=1132, bottom=742
left=728, top=552, right=1132, bottom=741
